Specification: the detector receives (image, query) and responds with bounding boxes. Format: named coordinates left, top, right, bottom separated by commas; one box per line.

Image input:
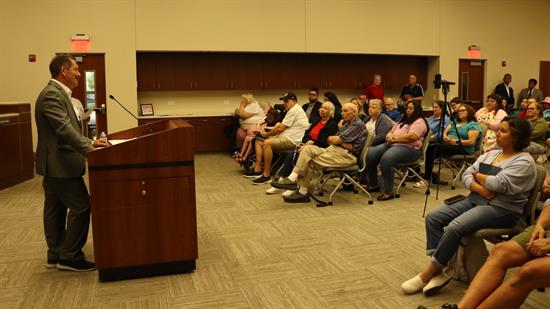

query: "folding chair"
left=438, top=127, right=486, bottom=189
left=393, top=131, right=432, bottom=198
left=473, top=165, right=546, bottom=243
left=311, top=135, right=374, bottom=206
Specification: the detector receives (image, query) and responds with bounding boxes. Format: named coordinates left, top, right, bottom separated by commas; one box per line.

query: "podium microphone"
left=108, top=95, right=138, bottom=120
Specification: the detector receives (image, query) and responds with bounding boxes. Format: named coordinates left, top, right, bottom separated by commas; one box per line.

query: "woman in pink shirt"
left=365, top=101, right=428, bottom=200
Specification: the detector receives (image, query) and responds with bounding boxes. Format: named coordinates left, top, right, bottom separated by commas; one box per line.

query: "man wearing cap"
left=271, top=103, right=367, bottom=203
left=244, top=92, right=309, bottom=185
left=517, top=79, right=544, bottom=104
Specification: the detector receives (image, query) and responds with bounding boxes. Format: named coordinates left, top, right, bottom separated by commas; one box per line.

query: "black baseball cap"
left=279, top=92, right=297, bottom=101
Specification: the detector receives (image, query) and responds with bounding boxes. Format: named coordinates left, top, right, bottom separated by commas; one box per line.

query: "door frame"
left=458, top=58, right=486, bottom=108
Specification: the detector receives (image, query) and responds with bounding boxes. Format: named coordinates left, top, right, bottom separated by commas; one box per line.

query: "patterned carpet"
left=0, top=153, right=548, bottom=308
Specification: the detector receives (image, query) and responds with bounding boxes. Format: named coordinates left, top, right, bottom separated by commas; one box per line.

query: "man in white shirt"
left=244, top=92, right=309, bottom=185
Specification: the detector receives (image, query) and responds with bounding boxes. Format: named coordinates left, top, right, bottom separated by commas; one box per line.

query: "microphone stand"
left=108, top=95, right=139, bottom=120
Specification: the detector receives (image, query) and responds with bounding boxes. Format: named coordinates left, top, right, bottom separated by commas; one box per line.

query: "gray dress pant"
left=42, top=176, right=91, bottom=261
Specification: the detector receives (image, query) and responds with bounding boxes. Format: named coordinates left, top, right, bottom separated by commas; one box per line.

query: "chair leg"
left=343, top=174, right=374, bottom=204
left=395, top=169, right=409, bottom=197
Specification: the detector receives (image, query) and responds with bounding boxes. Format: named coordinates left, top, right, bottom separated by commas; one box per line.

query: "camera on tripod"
left=433, top=74, right=456, bottom=91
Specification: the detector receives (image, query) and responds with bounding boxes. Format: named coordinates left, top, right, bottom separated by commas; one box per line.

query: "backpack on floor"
left=444, top=235, right=489, bottom=284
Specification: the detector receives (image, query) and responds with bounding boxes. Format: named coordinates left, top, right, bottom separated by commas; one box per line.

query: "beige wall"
left=1, top=0, right=549, bottom=150
left=0, top=0, right=137, bottom=149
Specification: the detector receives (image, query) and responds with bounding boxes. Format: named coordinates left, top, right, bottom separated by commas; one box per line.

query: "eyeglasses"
left=458, top=109, right=467, bottom=112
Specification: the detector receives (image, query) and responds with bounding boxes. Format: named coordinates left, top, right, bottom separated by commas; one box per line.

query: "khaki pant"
left=294, top=145, right=357, bottom=190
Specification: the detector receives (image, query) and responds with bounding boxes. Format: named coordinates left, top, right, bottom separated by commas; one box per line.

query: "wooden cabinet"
left=0, top=103, right=33, bottom=190
left=136, top=52, right=429, bottom=92
left=138, top=116, right=233, bottom=153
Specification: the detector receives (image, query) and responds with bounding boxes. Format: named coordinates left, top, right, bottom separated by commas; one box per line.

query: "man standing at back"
left=302, top=87, right=322, bottom=125
left=494, top=73, right=514, bottom=112
left=400, top=74, right=424, bottom=103
left=517, top=78, right=544, bottom=104
left=35, top=55, right=108, bottom=272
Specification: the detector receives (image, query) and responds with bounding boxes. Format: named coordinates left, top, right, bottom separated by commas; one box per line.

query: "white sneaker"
left=401, top=274, right=427, bottom=294
left=265, top=187, right=282, bottom=194
left=423, top=273, right=451, bottom=296
left=282, top=190, right=296, bottom=197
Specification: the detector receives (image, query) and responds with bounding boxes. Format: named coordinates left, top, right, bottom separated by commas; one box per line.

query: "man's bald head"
left=341, top=102, right=358, bottom=122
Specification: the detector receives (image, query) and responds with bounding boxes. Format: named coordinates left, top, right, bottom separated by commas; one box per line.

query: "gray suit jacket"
left=517, top=88, right=544, bottom=103
left=35, top=80, right=95, bottom=178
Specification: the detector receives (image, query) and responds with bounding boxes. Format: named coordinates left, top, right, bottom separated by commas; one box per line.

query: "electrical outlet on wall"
left=167, top=101, right=175, bottom=106
left=223, top=100, right=230, bottom=105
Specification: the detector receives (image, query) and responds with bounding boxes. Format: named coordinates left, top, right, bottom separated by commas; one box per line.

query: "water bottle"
left=99, top=131, right=107, bottom=140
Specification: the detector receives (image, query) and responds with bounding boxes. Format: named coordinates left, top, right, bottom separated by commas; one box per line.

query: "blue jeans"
left=366, top=143, right=420, bottom=194
left=425, top=196, right=520, bottom=267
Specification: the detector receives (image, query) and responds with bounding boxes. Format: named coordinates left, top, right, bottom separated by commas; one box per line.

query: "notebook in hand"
left=469, top=162, right=502, bottom=205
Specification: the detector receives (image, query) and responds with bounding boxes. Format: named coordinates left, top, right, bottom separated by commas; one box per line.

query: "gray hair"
left=369, top=99, right=382, bottom=110
left=322, top=101, right=335, bottom=117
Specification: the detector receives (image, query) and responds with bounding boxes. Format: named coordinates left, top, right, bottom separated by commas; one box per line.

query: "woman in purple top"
left=365, top=101, right=428, bottom=200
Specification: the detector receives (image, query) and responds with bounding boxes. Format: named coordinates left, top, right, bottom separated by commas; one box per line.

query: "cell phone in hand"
left=444, top=194, right=465, bottom=205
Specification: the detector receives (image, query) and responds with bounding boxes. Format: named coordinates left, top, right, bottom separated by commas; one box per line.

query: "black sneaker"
left=57, top=259, right=96, bottom=272
left=46, top=257, right=59, bottom=269
left=243, top=170, right=262, bottom=178
left=252, top=175, right=271, bottom=185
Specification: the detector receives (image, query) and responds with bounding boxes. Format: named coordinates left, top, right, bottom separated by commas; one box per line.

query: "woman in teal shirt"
left=423, top=103, right=482, bottom=182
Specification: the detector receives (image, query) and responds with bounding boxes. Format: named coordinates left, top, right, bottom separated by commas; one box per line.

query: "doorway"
left=539, top=61, right=550, bottom=99
left=458, top=59, right=485, bottom=108
left=63, top=53, right=107, bottom=139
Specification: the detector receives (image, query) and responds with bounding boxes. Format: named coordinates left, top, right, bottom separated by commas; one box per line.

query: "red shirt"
left=364, top=85, right=385, bottom=101
left=519, top=110, right=527, bottom=119
left=309, top=120, right=326, bottom=142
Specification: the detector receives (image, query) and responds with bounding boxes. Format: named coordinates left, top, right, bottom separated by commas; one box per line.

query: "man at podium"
left=35, top=55, right=108, bottom=272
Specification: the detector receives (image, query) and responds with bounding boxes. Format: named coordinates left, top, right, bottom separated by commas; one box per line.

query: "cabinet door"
left=229, top=53, right=264, bottom=90
left=193, top=53, right=231, bottom=90
left=173, top=53, right=195, bottom=90
left=261, top=54, right=292, bottom=89
left=155, top=53, right=177, bottom=91
left=136, top=53, right=157, bottom=91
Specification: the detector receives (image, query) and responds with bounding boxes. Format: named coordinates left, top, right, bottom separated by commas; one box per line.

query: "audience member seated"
left=358, top=94, right=369, bottom=114
left=365, top=99, right=394, bottom=147
left=234, top=105, right=280, bottom=165
left=324, top=91, right=342, bottom=122
left=401, top=117, right=536, bottom=297
left=383, top=97, right=402, bottom=122
left=427, top=100, right=451, bottom=142
left=270, top=103, right=367, bottom=203
left=364, top=74, right=385, bottom=102
left=302, top=87, right=322, bottom=125
left=524, top=101, right=547, bottom=156
left=423, top=104, right=482, bottom=183
left=475, top=94, right=508, bottom=152
left=449, top=97, right=462, bottom=119
left=351, top=97, right=368, bottom=122
left=265, top=101, right=339, bottom=195
left=437, top=196, right=550, bottom=309
left=365, top=100, right=428, bottom=201
left=517, top=98, right=528, bottom=119
left=400, top=74, right=425, bottom=103
left=234, top=93, right=266, bottom=149
left=359, top=99, right=394, bottom=184
left=542, top=97, right=550, bottom=125
left=244, top=92, right=309, bottom=185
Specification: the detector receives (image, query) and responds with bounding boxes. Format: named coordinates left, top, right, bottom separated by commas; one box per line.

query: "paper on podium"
left=109, top=138, right=136, bottom=146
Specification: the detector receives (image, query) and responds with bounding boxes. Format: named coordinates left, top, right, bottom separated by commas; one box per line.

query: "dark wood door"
left=539, top=61, right=550, bottom=98
left=70, top=53, right=107, bottom=138
left=458, top=59, right=485, bottom=104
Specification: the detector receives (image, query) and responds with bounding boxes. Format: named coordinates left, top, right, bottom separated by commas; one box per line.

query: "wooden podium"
left=87, top=119, right=197, bottom=281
